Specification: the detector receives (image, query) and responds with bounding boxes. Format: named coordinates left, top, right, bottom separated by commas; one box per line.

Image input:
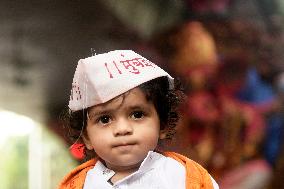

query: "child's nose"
left=113, top=119, right=133, bottom=136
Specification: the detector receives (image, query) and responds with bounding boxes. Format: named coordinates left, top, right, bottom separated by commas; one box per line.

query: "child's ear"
left=159, top=129, right=167, bottom=140
left=82, top=134, right=94, bottom=150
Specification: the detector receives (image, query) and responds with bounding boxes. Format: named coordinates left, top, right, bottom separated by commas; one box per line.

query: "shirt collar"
left=93, top=151, right=165, bottom=184
left=137, top=151, right=164, bottom=174
left=94, top=161, right=115, bottom=181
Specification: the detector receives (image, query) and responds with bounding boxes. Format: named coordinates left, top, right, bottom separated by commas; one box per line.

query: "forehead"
left=88, top=88, right=148, bottom=113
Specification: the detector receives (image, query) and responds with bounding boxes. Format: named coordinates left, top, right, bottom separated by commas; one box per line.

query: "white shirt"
left=83, top=151, right=219, bottom=189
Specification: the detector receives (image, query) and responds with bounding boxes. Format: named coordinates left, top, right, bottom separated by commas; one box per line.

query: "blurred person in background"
left=152, top=19, right=273, bottom=189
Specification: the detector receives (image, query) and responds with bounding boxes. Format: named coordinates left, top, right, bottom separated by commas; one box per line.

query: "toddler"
left=58, top=50, right=219, bottom=189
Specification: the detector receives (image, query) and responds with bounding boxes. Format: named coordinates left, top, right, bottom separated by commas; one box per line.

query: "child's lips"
left=112, top=141, right=137, bottom=149
left=112, top=143, right=137, bottom=152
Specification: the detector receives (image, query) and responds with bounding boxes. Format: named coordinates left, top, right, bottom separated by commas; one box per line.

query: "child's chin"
left=112, top=156, right=145, bottom=168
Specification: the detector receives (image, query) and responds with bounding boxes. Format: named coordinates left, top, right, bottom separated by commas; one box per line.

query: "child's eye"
left=130, top=111, right=145, bottom=120
left=97, top=115, right=112, bottom=125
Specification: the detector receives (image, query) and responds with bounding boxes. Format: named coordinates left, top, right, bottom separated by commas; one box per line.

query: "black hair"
left=64, top=76, right=184, bottom=160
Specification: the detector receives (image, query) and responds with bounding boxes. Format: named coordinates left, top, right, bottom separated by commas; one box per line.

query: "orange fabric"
left=58, top=152, right=213, bottom=189
left=58, top=158, right=98, bottom=189
left=164, top=152, right=214, bottom=189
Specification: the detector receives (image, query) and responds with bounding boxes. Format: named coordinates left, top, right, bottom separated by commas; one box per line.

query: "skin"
left=83, top=88, right=165, bottom=183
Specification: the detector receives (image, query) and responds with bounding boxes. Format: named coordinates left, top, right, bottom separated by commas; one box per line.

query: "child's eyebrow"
left=88, top=103, right=153, bottom=117
left=127, top=104, right=151, bottom=111
left=88, top=109, right=114, bottom=118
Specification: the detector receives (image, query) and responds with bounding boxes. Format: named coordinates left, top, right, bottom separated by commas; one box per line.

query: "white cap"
left=68, top=50, right=174, bottom=111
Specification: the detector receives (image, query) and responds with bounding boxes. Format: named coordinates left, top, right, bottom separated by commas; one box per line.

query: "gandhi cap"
left=68, top=50, right=174, bottom=111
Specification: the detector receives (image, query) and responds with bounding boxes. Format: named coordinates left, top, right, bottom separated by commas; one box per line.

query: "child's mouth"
left=112, top=142, right=137, bottom=151
left=114, top=144, right=136, bottom=153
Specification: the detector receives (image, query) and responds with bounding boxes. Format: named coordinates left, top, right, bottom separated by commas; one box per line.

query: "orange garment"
left=58, top=152, right=213, bottom=189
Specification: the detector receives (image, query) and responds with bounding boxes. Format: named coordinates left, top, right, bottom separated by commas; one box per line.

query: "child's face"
left=84, top=88, right=162, bottom=171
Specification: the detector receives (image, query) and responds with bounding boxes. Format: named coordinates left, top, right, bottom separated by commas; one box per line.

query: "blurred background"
left=0, top=0, right=284, bottom=188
